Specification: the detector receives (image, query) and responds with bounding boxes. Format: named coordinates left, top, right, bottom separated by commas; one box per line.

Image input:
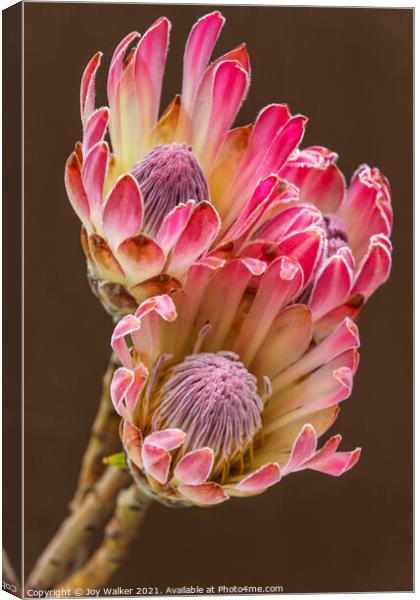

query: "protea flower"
left=64, top=11, right=310, bottom=316
left=65, top=12, right=392, bottom=323
left=110, top=251, right=361, bottom=507
left=214, top=149, right=393, bottom=339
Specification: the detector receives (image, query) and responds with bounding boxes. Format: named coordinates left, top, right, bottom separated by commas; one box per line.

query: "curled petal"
left=117, top=234, right=166, bottom=285
left=310, top=448, right=361, bottom=476
left=178, top=482, right=229, bottom=506
left=174, top=448, right=214, bottom=485
left=64, top=152, right=91, bottom=231
left=222, top=175, right=281, bottom=244
left=279, top=146, right=346, bottom=213
left=351, top=235, right=392, bottom=298
left=88, top=234, right=125, bottom=283
left=193, top=60, right=249, bottom=169
left=82, top=141, right=109, bottom=229
left=168, top=202, right=221, bottom=280
left=309, top=252, right=354, bottom=320
left=313, top=293, right=365, bottom=342
left=134, top=17, right=171, bottom=146
left=156, top=201, right=195, bottom=254
left=103, top=174, right=143, bottom=250
left=122, top=421, right=143, bottom=469
left=277, top=226, right=325, bottom=287
left=267, top=361, right=354, bottom=431
left=181, top=11, right=225, bottom=117
left=111, top=314, right=141, bottom=368
left=225, top=104, right=291, bottom=204
left=256, top=204, right=323, bottom=243
left=142, top=442, right=171, bottom=485
left=145, top=428, right=186, bottom=451
left=235, top=256, right=304, bottom=365
left=283, top=424, right=317, bottom=475
left=83, top=107, right=110, bottom=157
left=339, top=165, right=392, bottom=261
left=126, top=364, right=149, bottom=415
left=80, top=52, right=102, bottom=127
left=303, top=436, right=361, bottom=476
left=235, top=463, right=281, bottom=493
left=134, top=294, right=177, bottom=322
left=273, top=317, right=360, bottom=391
left=251, top=304, right=313, bottom=378
left=111, top=367, right=134, bottom=416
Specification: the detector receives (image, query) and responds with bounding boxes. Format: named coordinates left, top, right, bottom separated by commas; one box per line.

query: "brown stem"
left=55, top=486, right=152, bottom=594
left=71, top=353, right=122, bottom=510
left=26, top=467, right=130, bottom=592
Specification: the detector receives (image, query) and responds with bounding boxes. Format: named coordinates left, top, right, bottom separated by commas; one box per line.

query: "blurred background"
left=22, top=3, right=412, bottom=593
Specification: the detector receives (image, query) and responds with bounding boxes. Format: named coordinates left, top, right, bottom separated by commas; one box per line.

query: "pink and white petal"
left=222, top=175, right=280, bottom=244
left=110, top=314, right=141, bottom=368
left=64, top=152, right=91, bottom=231
left=209, top=124, right=253, bottom=213
left=255, top=406, right=340, bottom=470
left=200, top=61, right=249, bottom=169
left=226, top=104, right=291, bottom=201
left=117, top=235, right=166, bottom=285
left=279, top=146, right=346, bottom=213
left=103, top=174, right=143, bottom=250
left=181, top=11, right=225, bottom=117
left=110, top=367, right=134, bottom=416
left=87, top=234, right=126, bottom=283
left=256, top=204, right=322, bottom=244
left=175, top=256, right=225, bottom=354
left=82, top=141, right=109, bottom=230
left=202, top=257, right=266, bottom=352
left=234, top=256, right=304, bottom=365
left=134, top=17, right=170, bottom=148
left=273, top=317, right=360, bottom=391
left=298, top=164, right=346, bottom=214
left=313, top=294, right=366, bottom=342
left=156, top=200, right=195, bottom=254
left=133, top=295, right=177, bottom=325
left=235, top=463, right=281, bottom=493
left=83, top=107, right=110, bottom=157
left=125, top=363, right=149, bottom=415
left=168, top=202, right=221, bottom=280
left=251, top=304, right=313, bottom=379
left=277, top=226, right=325, bottom=287
left=122, top=420, right=143, bottom=469
left=267, top=364, right=353, bottom=428
left=309, top=253, right=353, bottom=321
left=259, top=115, right=308, bottom=176
left=107, top=31, right=140, bottom=107
left=282, top=424, right=317, bottom=475
left=223, top=113, right=307, bottom=228
left=304, top=447, right=361, bottom=476
left=129, top=296, right=177, bottom=367
left=351, top=235, right=392, bottom=298
left=338, top=165, right=392, bottom=261
left=107, top=31, right=140, bottom=156
left=142, top=442, right=171, bottom=485
left=174, top=448, right=214, bottom=485
left=80, top=52, right=102, bottom=127
left=178, top=482, right=229, bottom=506
left=239, top=240, right=280, bottom=263
left=145, top=428, right=186, bottom=451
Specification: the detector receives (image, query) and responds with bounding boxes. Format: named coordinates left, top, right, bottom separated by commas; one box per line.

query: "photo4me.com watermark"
left=6, top=583, right=284, bottom=598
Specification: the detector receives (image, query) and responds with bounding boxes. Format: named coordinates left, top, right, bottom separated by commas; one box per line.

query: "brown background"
left=23, top=3, right=413, bottom=593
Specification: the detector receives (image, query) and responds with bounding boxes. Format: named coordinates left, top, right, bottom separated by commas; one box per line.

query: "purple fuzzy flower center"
left=322, top=213, right=348, bottom=256
left=152, top=351, right=263, bottom=474
left=131, top=143, right=209, bottom=237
